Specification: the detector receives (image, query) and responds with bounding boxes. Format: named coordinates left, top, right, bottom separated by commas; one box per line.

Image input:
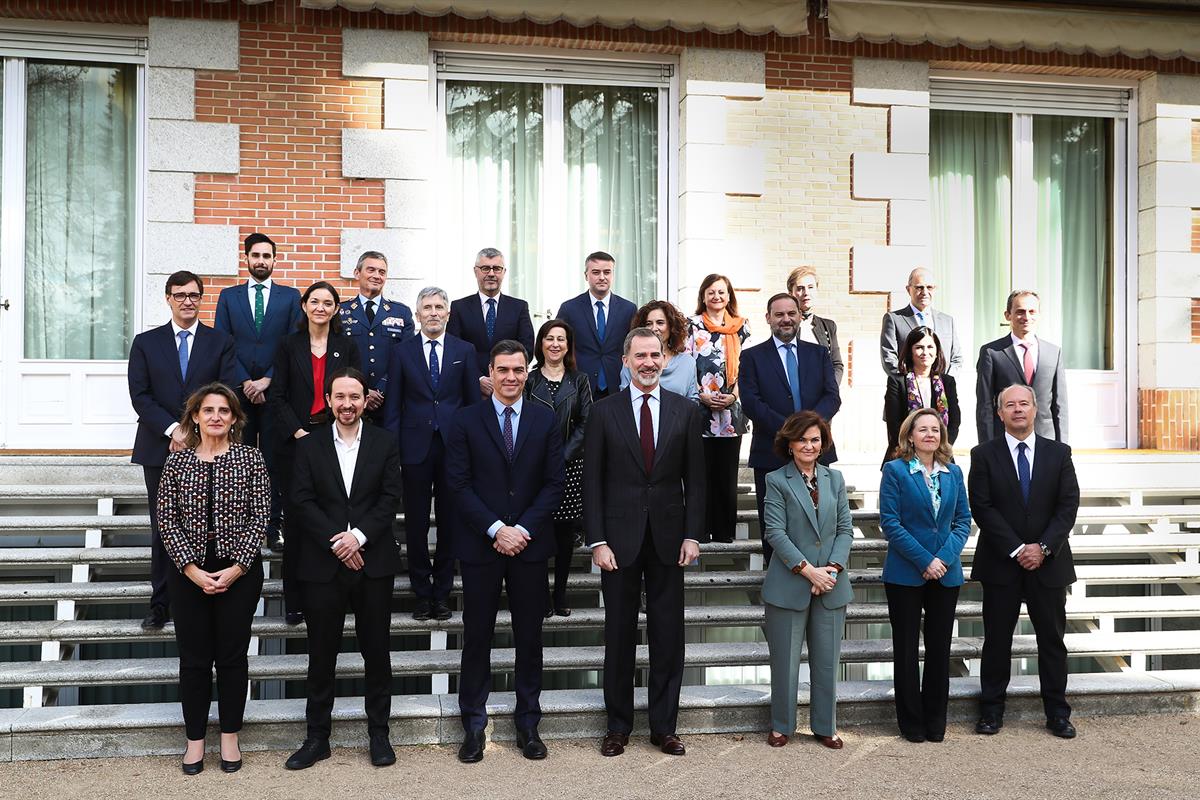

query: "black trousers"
left=302, top=569, right=394, bottom=741
left=601, top=532, right=685, bottom=736
left=549, top=520, right=577, bottom=608
left=273, top=437, right=304, bottom=615
left=703, top=437, right=741, bottom=543
left=980, top=576, right=1070, bottom=720
left=167, top=542, right=263, bottom=740
left=401, top=434, right=454, bottom=602
left=459, top=557, right=548, bottom=733
left=885, top=581, right=960, bottom=739
left=238, top=391, right=283, bottom=537
left=752, top=467, right=774, bottom=566
left=142, top=465, right=170, bottom=611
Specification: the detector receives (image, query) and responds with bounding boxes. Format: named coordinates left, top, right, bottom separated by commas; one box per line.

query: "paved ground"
left=2, top=713, right=1197, bottom=799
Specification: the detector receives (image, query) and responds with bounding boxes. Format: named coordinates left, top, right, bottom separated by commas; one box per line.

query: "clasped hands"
left=494, top=525, right=531, bottom=556
left=1016, top=543, right=1046, bottom=571
left=922, top=557, right=949, bottom=582
left=330, top=530, right=364, bottom=571
left=795, top=562, right=839, bottom=595
left=699, top=391, right=735, bottom=411
left=241, top=377, right=271, bottom=406
left=184, top=562, right=246, bottom=594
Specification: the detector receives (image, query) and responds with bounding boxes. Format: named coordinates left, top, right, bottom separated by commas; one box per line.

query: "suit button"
left=368, top=332, right=374, bottom=337
left=433, top=400, right=439, bottom=405
left=369, top=345, right=375, bottom=350
left=509, top=491, right=515, bottom=496
left=370, top=358, right=376, bottom=363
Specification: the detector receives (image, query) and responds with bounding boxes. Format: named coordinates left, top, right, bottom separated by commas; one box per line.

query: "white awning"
left=297, top=0, right=809, bottom=36
left=829, top=0, right=1200, bottom=62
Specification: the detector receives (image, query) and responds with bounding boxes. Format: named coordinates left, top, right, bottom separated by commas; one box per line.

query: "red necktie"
left=1022, top=343, right=1035, bottom=384
left=640, top=394, right=655, bottom=474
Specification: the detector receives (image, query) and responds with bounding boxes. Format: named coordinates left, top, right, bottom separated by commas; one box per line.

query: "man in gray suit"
left=880, top=267, right=963, bottom=377
left=975, top=290, right=1068, bottom=443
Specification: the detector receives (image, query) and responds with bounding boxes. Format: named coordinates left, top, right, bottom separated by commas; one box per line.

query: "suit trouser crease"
left=980, top=577, right=1070, bottom=720
left=764, top=601, right=845, bottom=737
left=885, top=581, right=959, bottom=737
left=402, top=434, right=455, bottom=602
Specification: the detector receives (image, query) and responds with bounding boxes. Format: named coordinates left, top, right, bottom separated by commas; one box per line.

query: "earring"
left=193, top=423, right=200, bottom=434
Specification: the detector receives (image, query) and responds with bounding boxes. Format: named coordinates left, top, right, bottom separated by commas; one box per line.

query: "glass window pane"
left=443, top=80, right=542, bottom=302
left=1033, top=115, right=1113, bottom=370
left=564, top=85, right=658, bottom=305
left=25, top=61, right=135, bottom=360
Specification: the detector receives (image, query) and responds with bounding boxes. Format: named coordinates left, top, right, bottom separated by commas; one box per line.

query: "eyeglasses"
left=910, top=284, right=937, bottom=292
left=476, top=265, right=506, bottom=274
left=170, top=292, right=202, bottom=303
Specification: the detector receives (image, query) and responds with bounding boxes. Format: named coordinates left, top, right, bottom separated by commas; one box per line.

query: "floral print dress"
left=685, top=314, right=751, bottom=437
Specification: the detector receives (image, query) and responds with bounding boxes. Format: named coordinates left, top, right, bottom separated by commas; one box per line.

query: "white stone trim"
left=680, top=48, right=766, bottom=99
left=145, top=222, right=239, bottom=276
left=146, top=67, right=194, bottom=120
left=342, top=128, right=432, bottom=180
left=852, top=152, right=929, bottom=201
left=146, top=172, right=194, bottom=223
left=342, top=29, right=429, bottom=80
left=852, top=58, right=930, bottom=107
left=681, top=143, right=765, bottom=196
left=340, top=228, right=430, bottom=280
left=384, top=179, right=431, bottom=229
left=851, top=244, right=931, bottom=294
left=147, top=18, right=238, bottom=71
left=383, top=78, right=431, bottom=130
left=148, top=120, right=240, bottom=174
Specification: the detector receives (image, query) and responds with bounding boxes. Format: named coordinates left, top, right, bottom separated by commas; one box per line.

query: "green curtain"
left=929, top=110, right=1012, bottom=355
left=24, top=62, right=135, bottom=360
left=564, top=85, right=658, bottom=306
left=444, top=81, right=542, bottom=303
left=1033, top=115, right=1112, bottom=370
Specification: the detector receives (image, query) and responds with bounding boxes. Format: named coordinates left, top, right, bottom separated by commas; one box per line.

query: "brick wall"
left=1140, top=389, right=1200, bottom=451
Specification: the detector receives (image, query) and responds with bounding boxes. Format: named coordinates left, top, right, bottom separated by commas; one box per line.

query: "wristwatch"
left=1039, top=543, right=1052, bottom=558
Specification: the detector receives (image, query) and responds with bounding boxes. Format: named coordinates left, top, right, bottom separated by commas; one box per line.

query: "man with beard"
left=339, top=251, right=415, bottom=424
left=739, top=293, right=840, bottom=564
left=214, top=233, right=303, bottom=551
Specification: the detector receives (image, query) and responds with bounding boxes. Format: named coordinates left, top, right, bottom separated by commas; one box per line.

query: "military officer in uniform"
left=339, top=250, right=415, bottom=424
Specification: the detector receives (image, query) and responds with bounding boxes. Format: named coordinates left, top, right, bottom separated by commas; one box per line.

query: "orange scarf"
left=703, top=313, right=746, bottom=389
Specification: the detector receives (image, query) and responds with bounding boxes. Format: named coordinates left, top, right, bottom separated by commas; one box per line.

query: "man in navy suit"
left=447, top=247, right=534, bottom=399
left=740, top=293, right=840, bottom=564
left=128, top=270, right=238, bottom=629
left=213, top=232, right=302, bottom=549
left=446, top=340, right=564, bottom=763
left=339, top=250, right=415, bottom=423
left=383, top=287, right=479, bottom=621
left=554, top=251, right=637, bottom=399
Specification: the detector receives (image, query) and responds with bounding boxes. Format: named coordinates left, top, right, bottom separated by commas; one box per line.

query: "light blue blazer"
left=878, top=458, right=972, bottom=587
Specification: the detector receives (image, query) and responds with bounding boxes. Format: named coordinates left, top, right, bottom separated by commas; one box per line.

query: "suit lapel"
left=992, top=437, right=1024, bottom=502
left=411, top=337, right=435, bottom=394
left=297, top=333, right=315, bottom=396
left=906, top=464, right=936, bottom=526
left=815, top=465, right=834, bottom=539
left=237, top=282, right=257, bottom=332
left=762, top=341, right=791, bottom=395
left=159, top=324, right=185, bottom=385
left=581, top=295, right=603, bottom=345
left=1034, top=340, right=1055, bottom=384
left=186, top=325, right=211, bottom=390
left=320, top=428, right=349, bottom=502
left=511, top=401, right=532, bottom=462
left=783, top=462, right=819, bottom=534
left=1003, top=342, right=1026, bottom=382
left=617, top=390, right=648, bottom=474
left=479, top=401, right=508, bottom=461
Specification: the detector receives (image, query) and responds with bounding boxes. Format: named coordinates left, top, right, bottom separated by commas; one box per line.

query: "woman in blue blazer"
left=879, top=408, right=971, bottom=743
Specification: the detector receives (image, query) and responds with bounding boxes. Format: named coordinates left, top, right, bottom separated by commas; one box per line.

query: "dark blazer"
left=975, top=336, right=1068, bottom=443
left=213, top=281, right=303, bottom=385
left=288, top=423, right=403, bottom=582
left=808, top=315, right=844, bottom=385
left=583, top=388, right=706, bottom=567
left=967, top=435, right=1079, bottom=588
left=445, top=399, right=565, bottom=565
left=555, top=292, right=637, bottom=395
left=878, top=458, right=971, bottom=587
left=338, top=296, right=415, bottom=395
left=128, top=322, right=239, bottom=467
left=881, top=306, right=963, bottom=377
left=739, top=337, right=840, bottom=469
left=266, top=330, right=361, bottom=442
left=883, top=373, right=961, bottom=463
left=448, top=293, right=535, bottom=378
left=525, top=368, right=593, bottom=463
left=381, top=334, right=479, bottom=464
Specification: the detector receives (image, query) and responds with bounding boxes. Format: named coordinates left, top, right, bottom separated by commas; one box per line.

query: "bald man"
left=880, top=268, right=963, bottom=378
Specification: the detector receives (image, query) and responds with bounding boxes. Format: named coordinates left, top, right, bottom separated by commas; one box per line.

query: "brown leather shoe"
left=813, top=733, right=844, bottom=750
left=650, top=733, right=686, bottom=756
left=600, top=731, right=629, bottom=757
left=767, top=731, right=789, bottom=747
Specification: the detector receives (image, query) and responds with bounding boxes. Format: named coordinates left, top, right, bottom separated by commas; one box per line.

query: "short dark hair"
left=766, top=292, right=800, bottom=313
left=623, top=326, right=662, bottom=356
left=299, top=281, right=344, bottom=334
left=773, top=410, right=833, bottom=461
left=899, top=326, right=947, bottom=375
left=244, top=232, right=276, bottom=256
left=180, top=382, right=245, bottom=449
left=490, top=339, right=529, bottom=367
left=165, top=270, right=203, bottom=295
left=694, top=273, right=739, bottom=317
left=585, top=251, right=615, bottom=266
left=325, top=366, right=368, bottom=398
left=533, top=319, right=577, bottom=371
left=1006, top=289, right=1040, bottom=313
left=632, top=300, right=687, bottom=355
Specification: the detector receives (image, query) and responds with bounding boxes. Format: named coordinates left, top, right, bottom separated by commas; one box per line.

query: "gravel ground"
left=2, top=713, right=1197, bottom=800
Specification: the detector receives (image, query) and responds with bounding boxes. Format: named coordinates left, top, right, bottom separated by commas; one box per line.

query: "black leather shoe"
left=975, top=716, right=1003, bottom=735
left=1046, top=717, right=1076, bottom=739
left=219, top=757, right=242, bottom=773
left=516, top=728, right=547, bottom=760
left=369, top=734, right=396, bottom=766
left=650, top=733, right=686, bottom=756
left=141, top=605, right=168, bottom=631
left=181, top=758, right=204, bottom=775
left=458, top=730, right=485, bottom=763
left=902, top=732, right=925, bottom=743
left=430, top=600, right=452, bottom=621
left=554, top=607, right=571, bottom=617
left=926, top=730, right=945, bottom=743
left=285, top=610, right=304, bottom=626
left=600, top=731, right=628, bottom=757
left=413, top=599, right=432, bottom=621
left=285, top=738, right=330, bottom=770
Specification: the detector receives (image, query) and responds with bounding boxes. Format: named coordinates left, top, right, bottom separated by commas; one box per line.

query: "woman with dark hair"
left=883, top=326, right=960, bottom=466
left=157, top=383, right=268, bottom=774
left=761, top=410, right=853, bottom=750
left=267, top=281, right=360, bottom=624
left=525, top=319, right=592, bottom=616
left=684, top=274, right=750, bottom=543
left=619, top=300, right=698, bottom=401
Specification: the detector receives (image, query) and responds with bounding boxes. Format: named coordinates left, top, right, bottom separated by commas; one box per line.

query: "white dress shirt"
left=332, top=421, right=368, bottom=547
left=357, top=293, right=382, bottom=318
left=164, top=320, right=201, bottom=436
left=1011, top=333, right=1039, bottom=375
left=910, top=304, right=934, bottom=329
left=1004, top=430, right=1036, bottom=557
left=479, top=291, right=502, bottom=322
left=772, top=335, right=799, bottom=375
left=248, top=277, right=272, bottom=314
left=590, top=292, right=610, bottom=328
left=798, top=316, right=818, bottom=345
left=486, top=396, right=531, bottom=540
left=420, top=332, right=446, bottom=370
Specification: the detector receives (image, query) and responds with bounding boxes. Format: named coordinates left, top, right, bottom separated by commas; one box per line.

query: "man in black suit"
left=446, top=340, right=564, bottom=763
left=447, top=247, right=535, bottom=399
left=284, top=367, right=403, bottom=770
left=128, top=270, right=238, bottom=630
left=976, top=289, right=1069, bottom=443
left=555, top=251, right=637, bottom=399
left=584, top=327, right=705, bottom=757
left=969, top=384, right=1080, bottom=739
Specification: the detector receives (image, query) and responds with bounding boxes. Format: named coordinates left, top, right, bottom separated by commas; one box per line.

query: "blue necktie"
left=177, top=330, right=190, bottom=380
left=1017, top=441, right=1031, bottom=502
left=485, top=297, right=497, bottom=342
left=502, top=406, right=515, bottom=461
left=915, top=310, right=926, bottom=328
left=784, top=343, right=802, bottom=411
left=595, top=301, right=608, bottom=391
left=428, top=340, right=440, bottom=392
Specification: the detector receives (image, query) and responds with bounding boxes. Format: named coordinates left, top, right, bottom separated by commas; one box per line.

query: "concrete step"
left=0, top=457, right=142, bottom=486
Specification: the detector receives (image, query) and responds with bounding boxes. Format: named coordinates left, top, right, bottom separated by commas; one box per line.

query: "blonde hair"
left=786, top=265, right=819, bottom=293
left=893, top=408, right=953, bottom=465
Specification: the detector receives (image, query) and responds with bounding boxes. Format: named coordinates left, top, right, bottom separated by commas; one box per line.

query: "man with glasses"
left=880, top=267, right=963, bottom=378
left=339, top=251, right=415, bottom=423
left=448, top=247, right=534, bottom=398
left=128, top=270, right=238, bottom=629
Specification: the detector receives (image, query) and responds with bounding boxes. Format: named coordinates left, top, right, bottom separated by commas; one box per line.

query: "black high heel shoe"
left=182, top=758, right=204, bottom=775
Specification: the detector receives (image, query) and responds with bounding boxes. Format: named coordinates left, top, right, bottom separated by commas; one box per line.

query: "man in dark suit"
left=740, top=293, right=841, bottom=564
left=969, top=383, right=1080, bottom=739
left=584, top=327, right=705, bottom=757
left=881, top=267, right=963, bottom=378
left=555, top=251, right=637, bottom=399
left=383, top=287, right=479, bottom=621
left=976, top=289, right=1069, bottom=443
left=284, top=367, right=403, bottom=769
left=338, top=250, right=414, bottom=424
left=447, top=247, right=535, bottom=399
left=213, top=232, right=302, bottom=549
left=445, top=340, right=564, bottom=763
left=128, top=270, right=238, bottom=630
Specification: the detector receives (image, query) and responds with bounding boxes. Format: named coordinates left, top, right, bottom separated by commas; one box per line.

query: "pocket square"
left=452, top=360, right=463, bottom=365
